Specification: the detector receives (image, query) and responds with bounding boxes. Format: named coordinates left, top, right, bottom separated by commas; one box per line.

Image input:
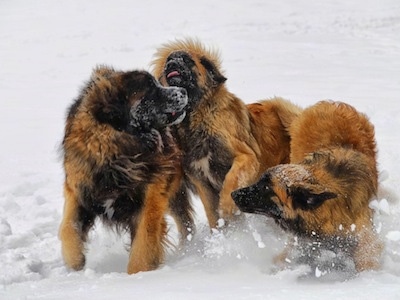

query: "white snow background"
left=1, top=0, right=400, bottom=299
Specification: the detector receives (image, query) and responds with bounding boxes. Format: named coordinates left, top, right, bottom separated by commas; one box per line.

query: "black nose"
left=165, top=59, right=180, bottom=72
left=231, top=188, right=248, bottom=205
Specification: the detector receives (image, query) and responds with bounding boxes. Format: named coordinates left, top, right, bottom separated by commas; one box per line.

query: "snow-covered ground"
left=1, top=0, right=400, bottom=299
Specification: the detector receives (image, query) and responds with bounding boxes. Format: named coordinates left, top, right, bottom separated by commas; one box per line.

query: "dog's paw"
left=127, top=257, right=161, bottom=274
left=218, top=201, right=240, bottom=220
left=60, top=223, right=86, bottom=271
left=62, top=250, right=86, bottom=271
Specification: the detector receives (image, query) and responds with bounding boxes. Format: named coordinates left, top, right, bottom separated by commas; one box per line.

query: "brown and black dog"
left=232, top=101, right=383, bottom=276
left=59, top=66, right=194, bottom=274
left=152, top=38, right=302, bottom=228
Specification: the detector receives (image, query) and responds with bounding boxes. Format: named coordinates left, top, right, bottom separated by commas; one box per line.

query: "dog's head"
left=231, top=164, right=337, bottom=233
left=88, top=66, right=188, bottom=132
left=151, top=38, right=227, bottom=110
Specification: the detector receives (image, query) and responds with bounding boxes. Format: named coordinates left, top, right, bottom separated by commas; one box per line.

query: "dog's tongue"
left=167, top=70, right=180, bottom=78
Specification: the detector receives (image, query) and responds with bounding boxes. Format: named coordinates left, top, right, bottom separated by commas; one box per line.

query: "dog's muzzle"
left=232, top=183, right=281, bottom=218
left=231, top=185, right=259, bottom=213
left=162, top=86, right=188, bottom=125
left=164, top=59, right=190, bottom=87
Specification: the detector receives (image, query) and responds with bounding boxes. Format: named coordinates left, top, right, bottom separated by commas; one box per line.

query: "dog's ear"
left=290, top=185, right=337, bottom=210
left=119, top=71, right=151, bottom=96
left=200, top=57, right=227, bottom=86
left=89, top=73, right=131, bottom=131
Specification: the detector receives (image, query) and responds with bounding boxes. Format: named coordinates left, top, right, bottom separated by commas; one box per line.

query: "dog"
left=151, top=38, right=302, bottom=228
left=59, top=66, right=194, bottom=274
left=232, top=100, right=383, bottom=276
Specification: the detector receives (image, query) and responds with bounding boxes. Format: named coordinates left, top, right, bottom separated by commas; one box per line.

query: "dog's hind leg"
left=189, top=177, right=220, bottom=229
left=59, top=183, right=95, bottom=271
left=168, top=182, right=195, bottom=244
left=127, top=182, right=170, bottom=274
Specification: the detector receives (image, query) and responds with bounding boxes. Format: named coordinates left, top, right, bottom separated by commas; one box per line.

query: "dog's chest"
left=86, top=183, right=145, bottom=224
left=183, top=133, right=233, bottom=189
left=189, top=152, right=219, bottom=188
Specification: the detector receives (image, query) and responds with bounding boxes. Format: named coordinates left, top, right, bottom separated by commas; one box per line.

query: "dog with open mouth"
left=59, top=66, right=194, bottom=274
left=232, top=100, right=383, bottom=277
left=152, top=38, right=302, bottom=228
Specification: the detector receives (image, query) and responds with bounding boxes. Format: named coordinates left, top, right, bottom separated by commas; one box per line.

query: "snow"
left=1, top=0, right=400, bottom=299
left=386, top=231, right=400, bottom=242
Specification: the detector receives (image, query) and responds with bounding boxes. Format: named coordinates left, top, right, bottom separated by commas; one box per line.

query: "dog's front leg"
left=59, top=183, right=95, bottom=271
left=168, top=180, right=196, bottom=244
left=218, top=149, right=260, bottom=223
left=188, top=176, right=220, bottom=229
left=127, top=182, right=169, bottom=274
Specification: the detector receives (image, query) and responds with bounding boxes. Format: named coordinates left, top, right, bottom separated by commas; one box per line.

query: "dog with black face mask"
left=59, top=66, right=194, bottom=274
left=232, top=101, right=383, bottom=277
left=152, top=38, right=301, bottom=228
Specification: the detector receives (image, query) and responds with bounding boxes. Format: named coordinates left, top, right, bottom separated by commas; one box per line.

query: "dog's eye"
left=200, top=57, right=214, bottom=72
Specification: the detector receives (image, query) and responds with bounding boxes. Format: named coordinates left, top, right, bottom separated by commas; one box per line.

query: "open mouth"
left=165, top=68, right=184, bottom=86
left=239, top=206, right=265, bottom=215
left=166, top=109, right=186, bottom=125
left=166, top=70, right=180, bottom=79
left=237, top=204, right=281, bottom=219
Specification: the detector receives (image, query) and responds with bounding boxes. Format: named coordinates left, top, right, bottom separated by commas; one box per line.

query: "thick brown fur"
left=152, top=38, right=302, bottom=228
left=247, top=98, right=303, bottom=175
left=59, top=66, right=194, bottom=274
left=232, top=101, right=383, bottom=275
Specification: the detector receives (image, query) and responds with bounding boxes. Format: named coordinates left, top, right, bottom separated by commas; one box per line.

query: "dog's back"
left=289, top=101, right=377, bottom=164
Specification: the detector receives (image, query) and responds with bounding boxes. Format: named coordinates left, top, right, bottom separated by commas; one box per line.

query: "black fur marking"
left=183, top=131, right=233, bottom=190
left=199, top=56, right=227, bottom=86
left=290, top=187, right=337, bottom=211
left=306, top=150, right=371, bottom=187
left=92, top=97, right=129, bottom=132
left=77, top=204, right=96, bottom=238
left=77, top=165, right=145, bottom=228
left=231, top=174, right=278, bottom=216
left=164, top=52, right=203, bottom=110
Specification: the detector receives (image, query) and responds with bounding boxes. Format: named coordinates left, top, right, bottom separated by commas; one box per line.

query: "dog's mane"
left=151, top=38, right=223, bottom=78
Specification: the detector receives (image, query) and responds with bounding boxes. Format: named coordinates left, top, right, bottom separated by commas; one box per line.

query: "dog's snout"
left=231, top=188, right=249, bottom=205
left=162, top=86, right=188, bottom=108
left=165, top=59, right=180, bottom=72
left=165, top=51, right=190, bottom=71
